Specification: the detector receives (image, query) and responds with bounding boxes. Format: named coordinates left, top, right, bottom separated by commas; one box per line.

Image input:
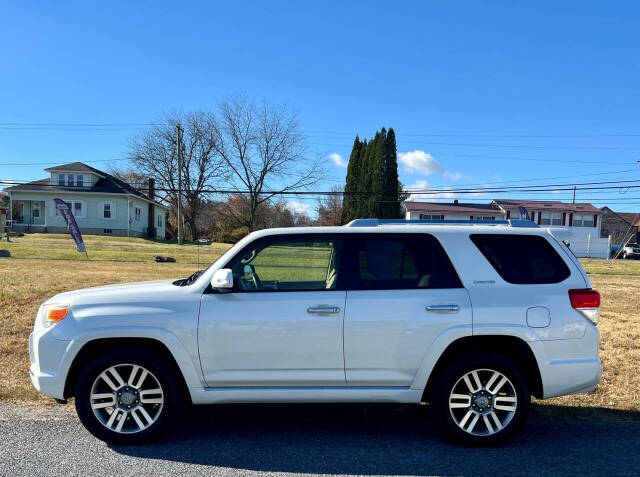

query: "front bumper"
left=29, top=331, right=72, bottom=400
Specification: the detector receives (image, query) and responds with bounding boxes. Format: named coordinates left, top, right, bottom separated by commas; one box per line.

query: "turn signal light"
left=47, top=306, right=69, bottom=322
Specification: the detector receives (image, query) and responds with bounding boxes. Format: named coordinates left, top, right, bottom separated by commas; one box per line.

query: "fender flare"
left=410, top=324, right=541, bottom=392
left=61, top=326, right=205, bottom=398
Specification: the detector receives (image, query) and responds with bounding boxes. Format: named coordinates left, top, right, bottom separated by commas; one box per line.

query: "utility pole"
left=176, top=124, right=183, bottom=245
left=572, top=186, right=576, bottom=204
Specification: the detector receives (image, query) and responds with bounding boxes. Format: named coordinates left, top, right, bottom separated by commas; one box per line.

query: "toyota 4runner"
left=29, top=219, right=601, bottom=445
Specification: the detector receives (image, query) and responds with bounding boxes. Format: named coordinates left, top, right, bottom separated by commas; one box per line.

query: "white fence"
left=566, top=235, right=610, bottom=259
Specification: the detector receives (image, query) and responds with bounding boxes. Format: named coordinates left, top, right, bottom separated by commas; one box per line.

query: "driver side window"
left=228, top=236, right=342, bottom=292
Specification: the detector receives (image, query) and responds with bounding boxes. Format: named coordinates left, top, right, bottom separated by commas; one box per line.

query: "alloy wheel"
left=448, top=368, right=518, bottom=436
left=89, top=364, right=164, bottom=434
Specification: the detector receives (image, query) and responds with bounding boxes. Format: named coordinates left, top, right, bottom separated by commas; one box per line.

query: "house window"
left=67, top=174, right=74, bottom=186
left=573, top=214, right=594, bottom=227
left=32, top=204, right=40, bottom=218
left=420, top=214, right=442, bottom=220
left=76, top=175, right=83, bottom=187
left=58, top=174, right=65, bottom=186
left=135, top=207, right=141, bottom=221
left=472, top=216, right=495, bottom=221
left=540, top=212, right=563, bottom=226
left=55, top=200, right=84, bottom=218
left=103, top=229, right=113, bottom=235
left=157, top=214, right=163, bottom=227
left=103, top=203, right=112, bottom=219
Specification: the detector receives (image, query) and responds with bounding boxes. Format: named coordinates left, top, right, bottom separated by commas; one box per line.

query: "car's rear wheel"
left=432, top=353, right=530, bottom=445
left=74, top=348, right=182, bottom=444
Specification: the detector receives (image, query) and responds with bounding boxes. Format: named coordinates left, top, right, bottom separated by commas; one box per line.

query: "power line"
left=0, top=158, right=129, bottom=166
left=3, top=122, right=640, bottom=137
left=3, top=177, right=640, bottom=195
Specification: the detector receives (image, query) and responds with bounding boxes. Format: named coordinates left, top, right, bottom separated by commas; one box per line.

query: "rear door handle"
left=307, top=306, right=341, bottom=314
left=426, top=304, right=460, bottom=313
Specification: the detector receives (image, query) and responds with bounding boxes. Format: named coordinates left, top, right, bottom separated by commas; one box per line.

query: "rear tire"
left=74, top=348, right=183, bottom=445
left=432, top=352, right=530, bottom=446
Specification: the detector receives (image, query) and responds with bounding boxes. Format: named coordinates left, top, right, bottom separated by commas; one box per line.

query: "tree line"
left=114, top=96, right=403, bottom=242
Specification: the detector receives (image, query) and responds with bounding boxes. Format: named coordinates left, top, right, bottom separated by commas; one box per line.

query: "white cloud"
left=286, top=200, right=312, bottom=216
left=328, top=153, right=347, bottom=168
left=405, top=180, right=456, bottom=201
left=398, top=150, right=443, bottom=175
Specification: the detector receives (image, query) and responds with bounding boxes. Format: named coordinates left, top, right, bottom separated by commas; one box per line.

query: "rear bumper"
left=531, top=325, right=602, bottom=399
left=539, top=357, right=601, bottom=398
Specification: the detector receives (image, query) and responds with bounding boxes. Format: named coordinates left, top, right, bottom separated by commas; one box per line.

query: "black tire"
left=74, top=348, right=183, bottom=445
left=431, top=352, right=530, bottom=446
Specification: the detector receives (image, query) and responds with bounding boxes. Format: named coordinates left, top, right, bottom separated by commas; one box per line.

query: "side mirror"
left=211, top=268, right=233, bottom=291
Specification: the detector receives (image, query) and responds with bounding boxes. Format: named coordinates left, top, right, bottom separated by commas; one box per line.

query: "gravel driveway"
left=1, top=402, right=639, bottom=476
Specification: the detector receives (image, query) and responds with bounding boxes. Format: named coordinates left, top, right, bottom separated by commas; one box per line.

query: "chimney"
left=147, top=178, right=156, bottom=238
left=148, top=178, right=155, bottom=200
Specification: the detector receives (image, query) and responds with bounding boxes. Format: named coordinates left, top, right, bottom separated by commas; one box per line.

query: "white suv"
left=29, top=219, right=601, bottom=445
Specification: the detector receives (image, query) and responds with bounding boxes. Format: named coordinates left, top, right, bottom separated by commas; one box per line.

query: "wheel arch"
left=63, top=337, right=192, bottom=403
left=421, top=335, right=543, bottom=401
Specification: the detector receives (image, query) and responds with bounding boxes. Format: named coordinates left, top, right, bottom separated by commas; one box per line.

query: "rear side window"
left=470, top=234, right=570, bottom=284
left=346, top=234, right=462, bottom=290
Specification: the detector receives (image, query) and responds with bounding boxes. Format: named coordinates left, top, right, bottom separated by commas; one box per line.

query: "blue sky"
left=2, top=1, right=640, bottom=214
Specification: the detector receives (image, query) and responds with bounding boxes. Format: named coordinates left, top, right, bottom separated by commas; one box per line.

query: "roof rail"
left=345, top=218, right=539, bottom=228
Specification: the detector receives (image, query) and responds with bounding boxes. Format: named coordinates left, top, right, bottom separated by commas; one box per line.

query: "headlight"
left=38, top=304, right=70, bottom=328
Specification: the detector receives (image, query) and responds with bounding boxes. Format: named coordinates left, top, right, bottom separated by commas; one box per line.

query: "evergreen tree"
left=341, top=136, right=362, bottom=224
left=342, top=127, right=404, bottom=221
left=380, top=128, right=401, bottom=218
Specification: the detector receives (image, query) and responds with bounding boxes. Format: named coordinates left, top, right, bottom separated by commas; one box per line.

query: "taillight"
left=569, top=289, right=600, bottom=325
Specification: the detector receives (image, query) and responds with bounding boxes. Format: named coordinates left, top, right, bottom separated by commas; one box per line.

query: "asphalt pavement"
left=1, top=402, right=639, bottom=476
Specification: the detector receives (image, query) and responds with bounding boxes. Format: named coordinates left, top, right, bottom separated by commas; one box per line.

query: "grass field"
left=0, top=234, right=638, bottom=421
left=1, top=233, right=232, bottom=264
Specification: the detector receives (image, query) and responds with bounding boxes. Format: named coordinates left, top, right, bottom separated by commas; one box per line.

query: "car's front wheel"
left=74, top=348, right=183, bottom=444
left=432, top=353, right=530, bottom=445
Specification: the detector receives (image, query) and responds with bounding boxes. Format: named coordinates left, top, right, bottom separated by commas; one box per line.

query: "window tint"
left=226, top=236, right=342, bottom=292
left=347, top=234, right=462, bottom=290
left=470, top=234, right=570, bottom=284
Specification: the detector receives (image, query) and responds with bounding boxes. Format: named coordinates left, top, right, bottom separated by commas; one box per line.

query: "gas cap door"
left=527, top=306, right=551, bottom=328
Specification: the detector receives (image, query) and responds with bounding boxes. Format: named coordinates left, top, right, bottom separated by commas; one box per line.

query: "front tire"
left=432, top=352, right=530, bottom=446
left=74, top=348, right=183, bottom=445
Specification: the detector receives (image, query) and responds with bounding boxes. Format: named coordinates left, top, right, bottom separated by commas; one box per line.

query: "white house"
left=404, top=199, right=606, bottom=258
left=4, top=162, right=169, bottom=238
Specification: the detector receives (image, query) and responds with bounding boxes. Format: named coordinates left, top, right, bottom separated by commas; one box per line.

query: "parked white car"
left=620, top=242, right=640, bottom=259
left=29, top=219, right=601, bottom=445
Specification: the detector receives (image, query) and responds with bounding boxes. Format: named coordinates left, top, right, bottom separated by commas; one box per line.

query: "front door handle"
left=307, top=305, right=341, bottom=314
left=426, top=304, right=460, bottom=313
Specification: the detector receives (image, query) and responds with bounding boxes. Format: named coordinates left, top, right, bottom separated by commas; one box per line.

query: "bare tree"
left=317, top=186, right=344, bottom=226
left=109, top=167, right=148, bottom=190
left=211, top=95, right=323, bottom=232
left=127, top=111, right=226, bottom=240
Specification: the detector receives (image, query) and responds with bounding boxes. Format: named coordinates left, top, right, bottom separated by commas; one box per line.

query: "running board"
left=189, top=386, right=423, bottom=405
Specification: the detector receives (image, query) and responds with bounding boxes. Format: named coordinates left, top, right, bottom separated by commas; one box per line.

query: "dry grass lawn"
left=0, top=238, right=639, bottom=421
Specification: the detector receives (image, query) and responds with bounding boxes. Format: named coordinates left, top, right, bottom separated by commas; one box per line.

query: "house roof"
left=493, top=199, right=601, bottom=214
left=44, top=162, right=105, bottom=177
left=615, top=212, right=640, bottom=227
left=4, top=162, right=168, bottom=210
left=404, top=201, right=504, bottom=214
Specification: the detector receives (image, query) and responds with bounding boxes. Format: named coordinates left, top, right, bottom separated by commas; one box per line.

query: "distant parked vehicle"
left=620, top=243, right=640, bottom=259
left=29, top=219, right=601, bottom=446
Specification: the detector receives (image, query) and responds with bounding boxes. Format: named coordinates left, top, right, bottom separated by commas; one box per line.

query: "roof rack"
left=345, top=219, right=539, bottom=228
